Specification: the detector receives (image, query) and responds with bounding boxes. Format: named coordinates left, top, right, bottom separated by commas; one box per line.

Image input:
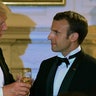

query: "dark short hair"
left=53, top=11, right=88, bottom=44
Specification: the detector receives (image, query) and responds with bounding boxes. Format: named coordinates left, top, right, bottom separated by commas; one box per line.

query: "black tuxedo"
left=30, top=50, right=96, bottom=96
left=0, top=48, right=15, bottom=85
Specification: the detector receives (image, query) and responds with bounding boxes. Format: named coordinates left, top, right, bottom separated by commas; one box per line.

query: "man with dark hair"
left=30, top=11, right=96, bottom=96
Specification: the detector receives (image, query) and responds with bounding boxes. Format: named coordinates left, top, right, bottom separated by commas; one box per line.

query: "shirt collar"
left=57, top=46, right=81, bottom=58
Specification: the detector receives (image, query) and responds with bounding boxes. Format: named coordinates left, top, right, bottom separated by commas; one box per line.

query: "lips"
left=51, top=42, right=56, bottom=46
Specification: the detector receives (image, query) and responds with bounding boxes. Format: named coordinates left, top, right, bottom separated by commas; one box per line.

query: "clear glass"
left=20, top=68, right=32, bottom=84
left=20, top=68, right=32, bottom=96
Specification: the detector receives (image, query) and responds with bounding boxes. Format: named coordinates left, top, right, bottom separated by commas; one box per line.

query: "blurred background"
left=0, top=0, right=96, bottom=80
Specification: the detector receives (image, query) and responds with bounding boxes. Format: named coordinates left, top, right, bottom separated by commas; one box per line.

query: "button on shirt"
left=0, top=67, right=4, bottom=96
left=53, top=46, right=81, bottom=96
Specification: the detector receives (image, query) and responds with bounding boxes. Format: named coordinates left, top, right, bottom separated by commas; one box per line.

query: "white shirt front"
left=53, top=46, right=81, bottom=96
left=0, top=67, right=4, bottom=87
left=0, top=67, right=4, bottom=96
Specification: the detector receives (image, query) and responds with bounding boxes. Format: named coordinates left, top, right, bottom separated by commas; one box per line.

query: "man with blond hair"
left=0, top=2, right=31, bottom=96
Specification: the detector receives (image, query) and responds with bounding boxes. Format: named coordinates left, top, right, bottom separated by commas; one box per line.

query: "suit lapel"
left=0, top=48, right=12, bottom=85
left=46, top=56, right=58, bottom=96
left=0, top=59, right=9, bottom=84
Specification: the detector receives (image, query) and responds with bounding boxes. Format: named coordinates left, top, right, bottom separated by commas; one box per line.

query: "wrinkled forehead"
left=51, top=19, right=70, bottom=29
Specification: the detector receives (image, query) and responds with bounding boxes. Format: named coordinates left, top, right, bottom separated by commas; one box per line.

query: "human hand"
left=3, top=80, right=31, bottom=96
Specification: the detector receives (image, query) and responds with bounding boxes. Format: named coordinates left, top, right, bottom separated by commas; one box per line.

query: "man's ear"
left=69, top=32, right=79, bottom=42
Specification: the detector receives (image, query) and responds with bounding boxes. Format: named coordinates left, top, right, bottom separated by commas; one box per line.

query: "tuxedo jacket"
left=30, top=50, right=96, bottom=96
left=0, top=48, right=15, bottom=85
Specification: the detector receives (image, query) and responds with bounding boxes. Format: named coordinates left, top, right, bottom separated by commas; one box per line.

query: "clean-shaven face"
left=48, top=19, right=72, bottom=54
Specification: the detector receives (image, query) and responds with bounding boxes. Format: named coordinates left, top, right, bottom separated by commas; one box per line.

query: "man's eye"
left=51, top=30, right=60, bottom=34
left=54, top=31, right=59, bottom=34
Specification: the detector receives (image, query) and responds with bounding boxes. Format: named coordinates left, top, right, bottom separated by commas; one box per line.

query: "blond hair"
left=0, top=2, right=7, bottom=15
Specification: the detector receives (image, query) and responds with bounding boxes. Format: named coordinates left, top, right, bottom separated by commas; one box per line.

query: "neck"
left=62, top=45, right=80, bottom=57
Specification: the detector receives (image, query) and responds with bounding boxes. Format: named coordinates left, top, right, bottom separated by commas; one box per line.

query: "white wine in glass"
left=21, top=68, right=32, bottom=83
left=21, top=68, right=32, bottom=96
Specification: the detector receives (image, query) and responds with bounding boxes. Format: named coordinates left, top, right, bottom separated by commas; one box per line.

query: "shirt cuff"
left=0, top=87, right=3, bottom=96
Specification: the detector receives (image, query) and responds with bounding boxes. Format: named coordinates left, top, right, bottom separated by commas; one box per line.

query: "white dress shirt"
left=0, top=67, right=4, bottom=96
left=53, top=46, right=81, bottom=96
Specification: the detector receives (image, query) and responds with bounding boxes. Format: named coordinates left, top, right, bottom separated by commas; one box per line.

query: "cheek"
left=59, top=38, right=70, bottom=47
left=56, top=37, right=64, bottom=47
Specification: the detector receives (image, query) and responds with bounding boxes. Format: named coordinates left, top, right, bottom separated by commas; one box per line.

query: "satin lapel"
left=46, top=57, right=58, bottom=96
left=0, top=59, right=9, bottom=84
left=58, top=51, right=83, bottom=95
left=0, top=48, right=11, bottom=85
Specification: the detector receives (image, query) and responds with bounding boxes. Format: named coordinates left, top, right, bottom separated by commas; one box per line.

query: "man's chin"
left=52, top=48, right=58, bottom=52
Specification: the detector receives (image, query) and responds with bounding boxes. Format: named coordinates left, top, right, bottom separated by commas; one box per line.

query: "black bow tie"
left=56, top=51, right=81, bottom=67
left=57, top=57, right=69, bottom=67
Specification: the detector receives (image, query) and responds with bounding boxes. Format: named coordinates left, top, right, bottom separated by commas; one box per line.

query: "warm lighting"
left=0, top=1, right=11, bottom=13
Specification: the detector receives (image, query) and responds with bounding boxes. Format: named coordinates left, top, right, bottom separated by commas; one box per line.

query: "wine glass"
left=21, top=68, right=32, bottom=84
left=20, top=68, right=32, bottom=96
left=10, top=68, right=32, bottom=96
